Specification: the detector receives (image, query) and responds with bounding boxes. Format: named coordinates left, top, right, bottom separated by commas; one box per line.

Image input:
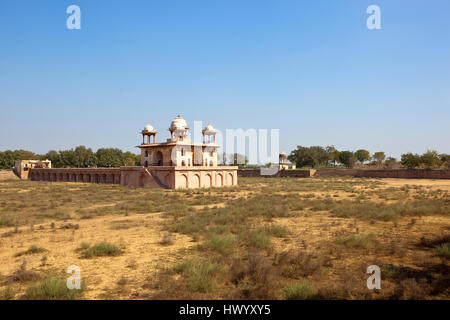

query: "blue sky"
left=0, top=0, right=449, bottom=160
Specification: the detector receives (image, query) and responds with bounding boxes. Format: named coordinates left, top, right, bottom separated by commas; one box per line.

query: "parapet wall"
left=28, top=166, right=238, bottom=189
left=238, top=169, right=312, bottom=178
left=355, top=169, right=450, bottom=179
left=238, top=168, right=450, bottom=179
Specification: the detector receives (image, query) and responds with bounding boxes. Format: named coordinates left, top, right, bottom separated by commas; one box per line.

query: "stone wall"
left=238, top=169, right=312, bottom=178
left=28, top=165, right=239, bottom=189
left=238, top=168, right=450, bottom=179
left=355, top=169, right=450, bottom=179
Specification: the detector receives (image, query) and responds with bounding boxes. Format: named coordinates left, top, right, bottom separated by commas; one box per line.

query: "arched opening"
left=181, top=174, right=188, bottom=189
left=65, top=173, right=70, bottom=181
left=210, top=160, right=213, bottom=166
left=78, top=174, right=83, bottom=182
left=71, top=173, right=76, bottom=182
left=204, top=174, right=212, bottom=188
left=181, top=160, right=186, bottom=166
left=228, top=173, right=234, bottom=186
left=154, top=151, right=163, bottom=166
left=192, top=174, right=200, bottom=188
left=85, top=174, right=91, bottom=183
left=217, top=173, right=223, bottom=187
left=101, top=174, right=107, bottom=184
left=93, top=174, right=99, bottom=183
left=139, top=173, right=145, bottom=187
left=144, top=160, right=148, bottom=167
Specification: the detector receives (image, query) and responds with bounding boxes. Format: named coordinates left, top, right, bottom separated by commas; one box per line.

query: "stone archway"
left=181, top=174, right=188, bottom=189
left=154, top=151, right=163, bottom=166
left=139, top=173, right=145, bottom=187
left=228, top=173, right=234, bottom=186
left=204, top=174, right=212, bottom=188
left=217, top=173, right=223, bottom=187
left=192, top=174, right=200, bottom=188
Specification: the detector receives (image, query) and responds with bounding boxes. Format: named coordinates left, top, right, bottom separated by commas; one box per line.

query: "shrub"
left=14, top=245, right=47, bottom=257
left=173, top=258, right=222, bottom=292
left=261, top=225, right=289, bottom=238
left=203, top=234, right=237, bottom=254
left=82, top=242, right=122, bottom=258
left=436, top=243, right=450, bottom=258
left=25, top=277, right=83, bottom=300
left=159, top=232, right=174, bottom=245
left=280, top=282, right=317, bottom=300
left=0, top=217, right=14, bottom=227
left=0, top=286, right=15, bottom=300
left=243, top=230, right=271, bottom=250
left=337, top=233, right=377, bottom=249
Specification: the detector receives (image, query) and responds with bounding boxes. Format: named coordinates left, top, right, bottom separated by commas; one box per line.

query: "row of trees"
left=401, top=151, right=450, bottom=169
left=0, top=146, right=140, bottom=169
left=288, top=146, right=450, bottom=169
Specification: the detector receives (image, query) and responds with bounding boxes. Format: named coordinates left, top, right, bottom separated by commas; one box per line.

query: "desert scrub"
left=436, top=243, right=450, bottom=258
left=242, top=230, right=272, bottom=250
left=25, top=277, right=83, bottom=300
left=81, top=242, right=122, bottom=258
left=337, top=233, right=377, bottom=249
left=260, top=225, right=289, bottom=238
left=0, top=286, right=15, bottom=300
left=0, top=217, right=15, bottom=227
left=173, top=257, right=222, bottom=292
left=331, top=199, right=450, bottom=221
left=280, top=282, right=317, bottom=300
left=14, top=245, right=47, bottom=257
left=202, top=234, right=237, bottom=254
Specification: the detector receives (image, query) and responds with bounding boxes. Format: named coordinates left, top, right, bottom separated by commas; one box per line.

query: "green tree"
left=384, top=157, right=397, bottom=169
left=401, top=153, right=421, bottom=169
left=288, top=146, right=328, bottom=168
left=420, top=150, right=441, bottom=168
left=73, top=146, right=97, bottom=168
left=355, top=149, right=371, bottom=164
left=338, top=151, right=356, bottom=168
left=123, top=151, right=139, bottom=166
left=96, top=148, right=124, bottom=167
left=325, top=145, right=339, bottom=166
left=372, top=152, right=386, bottom=165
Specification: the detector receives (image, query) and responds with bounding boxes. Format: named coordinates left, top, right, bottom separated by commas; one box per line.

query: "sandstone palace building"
left=22, top=116, right=238, bottom=189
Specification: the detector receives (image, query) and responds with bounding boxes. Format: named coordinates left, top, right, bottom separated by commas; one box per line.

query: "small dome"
left=169, top=115, right=188, bottom=131
left=280, top=151, right=287, bottom=156
left=143, top=124, right=155, bottom=132
left=203, top=123, right=217, bottom=134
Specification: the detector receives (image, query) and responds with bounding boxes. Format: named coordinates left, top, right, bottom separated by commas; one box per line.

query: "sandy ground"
left=0, top=177, right=449, bottom=299
left=0, top=212, right=194, bottom=299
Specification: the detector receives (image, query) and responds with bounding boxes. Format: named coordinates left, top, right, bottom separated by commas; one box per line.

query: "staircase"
left=143, top=167, right=170, bottom=189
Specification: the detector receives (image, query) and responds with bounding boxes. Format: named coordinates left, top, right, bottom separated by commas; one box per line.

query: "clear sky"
left=0, top=0, right=449, bottom=160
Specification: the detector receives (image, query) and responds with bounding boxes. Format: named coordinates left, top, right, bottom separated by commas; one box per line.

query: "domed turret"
left=202, top=123, right=217, bottom=143
left=169, top=115, right=189, bottom=141
left=142, top=124, right=155, bottom=133
left=141, top=124, right=157, bottom=144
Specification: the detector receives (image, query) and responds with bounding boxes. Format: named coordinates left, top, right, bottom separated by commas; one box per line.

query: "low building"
left=27, top=115, right=238, bottom=189
left=15, top=160, right=51, bottom=179
left=279, top=152, right=296, bottom=170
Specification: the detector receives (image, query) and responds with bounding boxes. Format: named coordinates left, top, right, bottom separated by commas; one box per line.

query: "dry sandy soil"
left=0, top=177, right=448, bottom=299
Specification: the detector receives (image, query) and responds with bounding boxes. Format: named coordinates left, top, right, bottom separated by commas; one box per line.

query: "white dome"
left=203, top=123, right=217, bottom=134
left=169, top=115, right=188, bottom=131
left=143, top=124, right=155, bottom=132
